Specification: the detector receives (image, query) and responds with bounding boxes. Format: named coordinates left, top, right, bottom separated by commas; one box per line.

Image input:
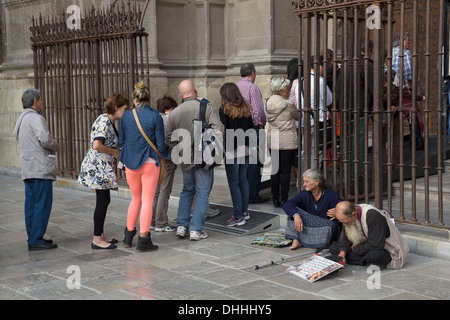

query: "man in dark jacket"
left=330, top=201, right=399, bottom=269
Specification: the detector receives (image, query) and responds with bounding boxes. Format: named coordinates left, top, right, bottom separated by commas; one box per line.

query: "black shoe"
left=43, top=238, right=53, bottom=244
left=136, top=234, right=159, bottom=252
left=91, top=243, right=117, bottom=250
left=28, top=242, right=58, bottom=251
left=109, top=239, right=119, bottom=244
left=273, top=199, right=281, bottom=208
left=123, top=227, right=137, bottom=248
left=249, top=195, right=269, bottom=204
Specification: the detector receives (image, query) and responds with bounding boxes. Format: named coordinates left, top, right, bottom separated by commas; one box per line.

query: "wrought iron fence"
left=291, top=0, right=448, bottom=229
left=30, top=1, right=150, bottom=179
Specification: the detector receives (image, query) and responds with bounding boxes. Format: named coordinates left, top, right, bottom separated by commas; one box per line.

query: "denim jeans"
left=225, top=156, right=249, bottom=219
left=24, top=179, right=53, bottom=245
left=177, top=167, right=214, bottom=231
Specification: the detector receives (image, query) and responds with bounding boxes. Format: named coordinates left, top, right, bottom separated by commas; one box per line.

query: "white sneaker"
left=176, top=226, right=188, bottom=238
left=155, top=225, right=176, bottom=232
left=190, top=230, right=208, bottom=241
left=243, top=211, right=250, bottom=220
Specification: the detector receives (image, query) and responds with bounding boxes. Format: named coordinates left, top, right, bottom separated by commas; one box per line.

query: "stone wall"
left=0, top=0, right=299, bottom=174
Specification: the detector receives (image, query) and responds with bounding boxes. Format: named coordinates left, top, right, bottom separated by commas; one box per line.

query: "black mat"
left=203, top=204, right=280, bottom=236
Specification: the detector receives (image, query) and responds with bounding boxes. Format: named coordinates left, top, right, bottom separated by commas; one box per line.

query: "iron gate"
left=30, top=1, right=151, bottom=178
left=291, top=0, right=448, bottom=229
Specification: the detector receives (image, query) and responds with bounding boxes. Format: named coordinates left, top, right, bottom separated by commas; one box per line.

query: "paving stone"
left=0, top=173, right=449, bottom=301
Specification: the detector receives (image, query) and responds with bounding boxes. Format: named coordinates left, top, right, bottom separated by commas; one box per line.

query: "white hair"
left=270, top=77, right=290, bottom=95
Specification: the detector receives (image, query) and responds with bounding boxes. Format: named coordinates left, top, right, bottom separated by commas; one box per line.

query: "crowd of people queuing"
left=15, top=33, right=423, bottom=269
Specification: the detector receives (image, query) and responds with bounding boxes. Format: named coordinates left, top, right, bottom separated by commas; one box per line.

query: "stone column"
left=155, top=0, right=226, bottom=107
left=225, top=0, right=299, bottom=100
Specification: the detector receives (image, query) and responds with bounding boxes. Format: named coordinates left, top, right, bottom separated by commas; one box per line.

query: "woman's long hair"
left=219, top=83, right=251, bottom=120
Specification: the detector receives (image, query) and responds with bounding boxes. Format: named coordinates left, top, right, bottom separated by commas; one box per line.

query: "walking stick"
left=253, top=248, right=325, bottom=270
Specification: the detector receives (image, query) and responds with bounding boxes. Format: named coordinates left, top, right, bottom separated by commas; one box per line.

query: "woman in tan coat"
left=265, top=77, right=300, bottom=207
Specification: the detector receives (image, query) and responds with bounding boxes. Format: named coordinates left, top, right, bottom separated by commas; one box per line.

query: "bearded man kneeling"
left=329, top=201, right=409, bottom=270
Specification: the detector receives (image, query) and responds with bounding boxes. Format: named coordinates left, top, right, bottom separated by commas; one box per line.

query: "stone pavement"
left=0, top=172, right=450, bottom=301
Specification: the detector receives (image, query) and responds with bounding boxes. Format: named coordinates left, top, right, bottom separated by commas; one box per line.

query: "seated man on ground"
left=330, top=201, right=409, bottom=270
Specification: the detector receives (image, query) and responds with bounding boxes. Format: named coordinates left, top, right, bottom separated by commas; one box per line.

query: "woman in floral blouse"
left=78, top=93, right=129, bottom=249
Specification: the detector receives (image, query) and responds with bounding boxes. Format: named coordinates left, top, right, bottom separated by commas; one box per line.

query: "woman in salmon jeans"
left=119, top=82, right=169, bottom=252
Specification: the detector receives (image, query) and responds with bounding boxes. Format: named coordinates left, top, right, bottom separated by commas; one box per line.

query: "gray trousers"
left=151, top=159, right=178, bottom=228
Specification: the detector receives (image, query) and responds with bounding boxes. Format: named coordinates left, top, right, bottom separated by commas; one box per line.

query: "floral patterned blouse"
left=78, top=114, right=119, bottom=190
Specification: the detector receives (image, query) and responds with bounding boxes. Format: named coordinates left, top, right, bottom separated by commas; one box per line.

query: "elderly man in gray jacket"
left=14, top=88, right=59, bottom=250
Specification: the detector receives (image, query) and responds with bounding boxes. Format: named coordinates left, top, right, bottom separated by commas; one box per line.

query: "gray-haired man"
left=14, top=89, right=59, bottom=250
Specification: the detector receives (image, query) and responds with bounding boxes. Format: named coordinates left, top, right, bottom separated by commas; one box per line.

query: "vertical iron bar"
left=373, top=7, right=384, bottom=209
left=353, top=6, right=360, bottom=202
left=313, top=13, right=320, bottom=171
left=399, top=0, right=406, bottom=221
left=342, top=8, right=350, bottom=199
left=331, top=9, right=338, bottom=191
left=323, top=10, right=329, bottom=181
left=297, top=12, right=303, bottom=189
left=386, top=1, right=394, bottom=218
left=411, top=0, right=418, bottom=222
left=424, top=0, right=431, bottom=224
left=362, top=8, right=370, bottom=204
left=437, top=0, right=445, bottom=226
left=302, top=13, right=312, bottom=174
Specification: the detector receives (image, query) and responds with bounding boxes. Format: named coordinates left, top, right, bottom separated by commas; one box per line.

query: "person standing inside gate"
left=14, top=88, right=59, bottom=251
left=392, top=32, right=423, bottom=150
left=78, top=93, right=129, bottom=249
left=236, top=63, right=269, bottom=205
left=297, top=56, right=333, bottom=170
left=119, top=82, right=169, bottom=251
left=392, top=32, right=413, bottom=90
left=166, top=80, right=224, bottom=240
left=219, top=82, right=254, bottom=227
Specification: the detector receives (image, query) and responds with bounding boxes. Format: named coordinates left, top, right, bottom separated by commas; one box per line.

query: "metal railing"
left=30, top=1, right=151, bottom=179
left=291, top=0, right=448, bottom=229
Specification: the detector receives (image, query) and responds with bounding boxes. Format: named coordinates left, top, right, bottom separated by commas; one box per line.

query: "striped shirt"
left=236, top=77, right=266, bottom=127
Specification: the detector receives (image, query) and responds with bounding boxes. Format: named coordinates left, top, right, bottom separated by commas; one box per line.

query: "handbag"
left=132, top=109, right=167, bottom=185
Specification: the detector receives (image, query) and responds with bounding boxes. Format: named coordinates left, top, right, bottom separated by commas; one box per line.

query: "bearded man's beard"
left=345, top=219, right=367, bottom=245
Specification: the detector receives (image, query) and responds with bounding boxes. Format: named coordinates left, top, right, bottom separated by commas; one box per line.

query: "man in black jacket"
left=329, top=201, right=392, bottom=269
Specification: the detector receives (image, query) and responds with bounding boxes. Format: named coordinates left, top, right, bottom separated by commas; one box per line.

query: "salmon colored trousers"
left=125, top=162, right=160, bottom=233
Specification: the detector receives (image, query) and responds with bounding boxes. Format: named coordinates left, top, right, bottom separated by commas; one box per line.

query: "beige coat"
left=360, top=204, right=409, bottom=269
left=264, top=95, right=299, bottom=150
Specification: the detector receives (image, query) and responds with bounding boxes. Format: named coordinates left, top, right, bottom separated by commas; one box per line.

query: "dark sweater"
left=219, top=108, right=254, bottom=151
left=282, top=189, right=342, bottom=223
left=338, top=209, right=391, bottom=256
